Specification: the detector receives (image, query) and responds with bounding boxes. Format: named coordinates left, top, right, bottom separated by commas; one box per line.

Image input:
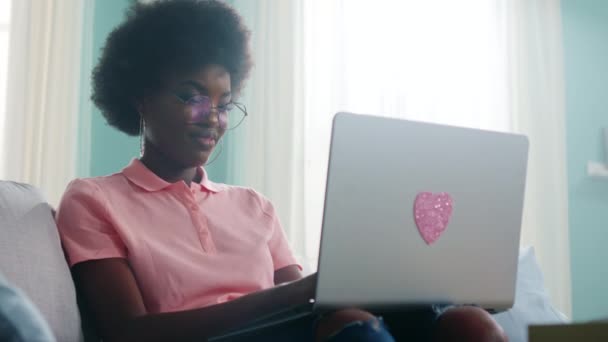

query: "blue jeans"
left=323, top=317, right=395, bottom=341
left=216, top=305, right=442, bottom=341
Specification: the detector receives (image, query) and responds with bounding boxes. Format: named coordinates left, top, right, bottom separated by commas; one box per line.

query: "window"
left=300, top=0, right=511, bottom=260
left=0, top=0, right=12, bottom=165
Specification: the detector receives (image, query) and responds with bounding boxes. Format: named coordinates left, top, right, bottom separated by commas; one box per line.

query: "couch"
left=0, top=181, right=567, bottom=342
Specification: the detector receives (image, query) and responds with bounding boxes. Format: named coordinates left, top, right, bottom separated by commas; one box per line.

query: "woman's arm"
left=274, top=264, right=303, bottom=285
left=73, top=259, right=316, bottom=342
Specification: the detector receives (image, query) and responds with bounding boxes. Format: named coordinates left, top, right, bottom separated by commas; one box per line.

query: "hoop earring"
left=139, top=116, right=146, bottom=158
left=205, top=139, right=224, bottom=166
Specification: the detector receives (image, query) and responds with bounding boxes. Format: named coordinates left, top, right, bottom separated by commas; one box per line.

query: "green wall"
left=79, top=0, right=136, bottom=178
left=90, top=0, right=138, bottom=178
left=562, top=0, right=608, bottom=322
left=79, top=0, right=231, bottom=182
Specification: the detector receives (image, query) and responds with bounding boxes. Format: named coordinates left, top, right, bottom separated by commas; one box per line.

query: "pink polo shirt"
left=56, top=159, right=299, bottom=313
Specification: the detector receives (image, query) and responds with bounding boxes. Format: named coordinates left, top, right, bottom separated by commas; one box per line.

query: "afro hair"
left=91, top=0, right=252, bottom=135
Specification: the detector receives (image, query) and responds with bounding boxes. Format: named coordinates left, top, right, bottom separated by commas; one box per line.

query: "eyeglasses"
left=173, top=93, right=248, bottom=130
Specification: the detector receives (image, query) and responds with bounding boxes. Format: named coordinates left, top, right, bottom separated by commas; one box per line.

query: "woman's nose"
left=207, top=108, right=220, bottom=123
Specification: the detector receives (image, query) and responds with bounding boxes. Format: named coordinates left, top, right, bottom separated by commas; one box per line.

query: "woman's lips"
left=188, top=125, right=219, bottom=150
left=189, top=131, right=217, bottom=149
left=195, top=136, right=216, bottom=147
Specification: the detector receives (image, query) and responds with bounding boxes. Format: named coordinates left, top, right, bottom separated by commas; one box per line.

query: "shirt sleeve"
left=253, top=191, right=301, bottom=271
left=55, top=179, right=127, bottom=267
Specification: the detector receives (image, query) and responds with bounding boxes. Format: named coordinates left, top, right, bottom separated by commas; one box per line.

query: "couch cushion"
left=0, top=181, right=83, bottom=342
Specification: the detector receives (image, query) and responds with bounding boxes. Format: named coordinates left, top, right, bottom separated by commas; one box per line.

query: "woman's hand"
left=274, top=264, right=304, bottom=285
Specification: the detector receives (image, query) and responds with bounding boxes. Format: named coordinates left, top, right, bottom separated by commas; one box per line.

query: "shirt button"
left=191, top=188, right=196, bottom=194
left=191, top=204, right=199, bottom=211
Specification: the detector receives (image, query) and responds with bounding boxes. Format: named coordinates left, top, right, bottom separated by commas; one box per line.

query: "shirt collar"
left=122, top=158, right=224, bottom=193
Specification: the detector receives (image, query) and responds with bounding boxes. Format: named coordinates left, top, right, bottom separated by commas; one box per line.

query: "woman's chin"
left=179, top=146, right=218, bottom=167
left=195, top=150, right=216, bottom=166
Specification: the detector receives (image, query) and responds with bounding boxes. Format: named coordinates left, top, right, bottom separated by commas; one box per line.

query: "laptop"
left=210, top=112, right=529, bottom=340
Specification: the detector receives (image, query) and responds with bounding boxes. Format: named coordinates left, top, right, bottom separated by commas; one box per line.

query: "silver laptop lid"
left=315, top=112, right=528, bottom=311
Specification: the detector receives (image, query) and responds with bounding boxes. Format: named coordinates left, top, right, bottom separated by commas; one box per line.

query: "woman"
left=56, top=1, right=506, bottom=341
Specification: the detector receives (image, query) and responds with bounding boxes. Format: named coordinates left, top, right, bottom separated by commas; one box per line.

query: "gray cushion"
left=0, top=181, right=83, bottom=342
left=0, top=273, right=55, bottom=342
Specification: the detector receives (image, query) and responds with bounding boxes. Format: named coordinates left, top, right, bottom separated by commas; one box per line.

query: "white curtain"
left=299, top=0, right=514, bottom=266
left=230, top=0, right=571, bottom=315
left=228, top=0, right=310, bottom=263
left=0, top=0, right=85, bottom=207
left=503, top=0, right=571, bottom=317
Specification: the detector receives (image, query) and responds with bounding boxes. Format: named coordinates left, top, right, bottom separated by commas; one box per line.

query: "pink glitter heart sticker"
left=414, top=192, right=454, bottom=245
